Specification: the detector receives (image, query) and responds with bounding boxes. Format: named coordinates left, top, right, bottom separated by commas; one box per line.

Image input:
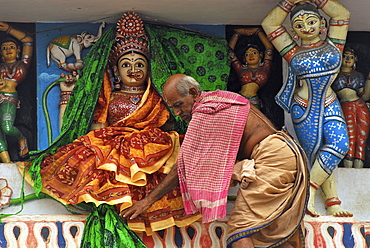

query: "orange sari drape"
left=39, top=81, right=201, bottom=234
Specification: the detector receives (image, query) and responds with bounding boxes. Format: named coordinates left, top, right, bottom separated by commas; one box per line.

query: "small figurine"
left=332, top=47, right=370, bottom=168
left=228, top=27, right=274, bottom=109
left=57, top=71, right=78, bottom=130
left=0, top=22, right=33, bottom=162
left=46, top=22, right=105, bottom=72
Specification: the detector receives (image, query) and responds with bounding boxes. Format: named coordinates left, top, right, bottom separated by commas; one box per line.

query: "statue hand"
left=291, top=0, right=308, bottom=4
left=235, top=27, right=260, bottom=36
left=247, top=27, right=260, bottom=36
left=0, top=74, right=4, bottom=86
left=119, top=197, right=153, bottom=220
left=0, top=22, right=9, bottom=32
left=0, top=77, right=6, bottom=91
left=234, top=28, right=244, bottom=36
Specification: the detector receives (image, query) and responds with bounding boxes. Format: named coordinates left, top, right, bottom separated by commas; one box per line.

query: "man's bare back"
left=240, top=104, right=276, bottom=159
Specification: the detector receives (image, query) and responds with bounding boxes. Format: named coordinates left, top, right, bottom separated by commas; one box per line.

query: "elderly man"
left=122, top=74, right=308, bottom=248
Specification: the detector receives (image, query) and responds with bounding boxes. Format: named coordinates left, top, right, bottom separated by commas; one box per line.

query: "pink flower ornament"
left=0, top=178, right=12, bottom=209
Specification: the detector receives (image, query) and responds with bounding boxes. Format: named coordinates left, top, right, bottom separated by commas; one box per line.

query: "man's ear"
left=189, top=87, right=199, bottom=100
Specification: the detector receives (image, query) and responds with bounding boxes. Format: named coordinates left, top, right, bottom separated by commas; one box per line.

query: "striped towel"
left=177, top=90, right=250, bottom=223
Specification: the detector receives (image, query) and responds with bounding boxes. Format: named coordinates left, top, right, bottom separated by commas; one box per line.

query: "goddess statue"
left=19, top=12, right=201, bottom=247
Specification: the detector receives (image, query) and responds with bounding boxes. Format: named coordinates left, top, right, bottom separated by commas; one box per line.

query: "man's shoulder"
left=200, top=90, right=249, bottom=104
left=202, top=89, right=240, bottom=98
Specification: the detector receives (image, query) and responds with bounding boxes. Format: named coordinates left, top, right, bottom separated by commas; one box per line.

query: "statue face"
left=342, top=51, right=356, bottom=69
left=1, top=41, right=18, bottom=63
left=291, top=13, right=321, bottom=41
left=117, top=52, right=148, bottom=87
left=244, top=47, right=261, bottom=66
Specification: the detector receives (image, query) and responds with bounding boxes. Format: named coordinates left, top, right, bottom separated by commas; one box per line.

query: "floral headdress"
left=109, top=12, right=149, bottom=66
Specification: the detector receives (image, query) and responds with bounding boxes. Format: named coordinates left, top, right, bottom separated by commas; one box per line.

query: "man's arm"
left=120, top=163, right=179, bottom=219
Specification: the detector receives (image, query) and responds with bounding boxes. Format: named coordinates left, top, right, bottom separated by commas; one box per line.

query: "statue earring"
left=290, top=28, right=299, bottom=41
left=16, top=48, right=21, bottom=60
left=320, top=27, right=328, bottom=34
left=320, top=17, right=327, bottom=35
left=293, top=33, right=299, bottom=41
left=114, top=76, right=121, bottom=90
left=114, top=83, right=122, bottom=90
left=114, top=75, right=121, bottom=84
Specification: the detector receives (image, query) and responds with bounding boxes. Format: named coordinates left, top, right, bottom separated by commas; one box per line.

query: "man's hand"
left=120, top=163, right=179, bottom=220
left=120, top=197, right=153, bottom=220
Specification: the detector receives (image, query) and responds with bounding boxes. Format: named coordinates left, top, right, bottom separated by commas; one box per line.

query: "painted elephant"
left=46, top=22, right=105, bottom=72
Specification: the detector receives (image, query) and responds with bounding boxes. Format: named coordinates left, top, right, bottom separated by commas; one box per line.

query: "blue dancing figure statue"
left=262, top=0, right=352, bottom=217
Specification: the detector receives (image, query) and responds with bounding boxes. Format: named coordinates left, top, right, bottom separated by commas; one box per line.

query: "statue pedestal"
left=0, top=215, right=369, bottom=248
left=304, top=215, right=368, bottom=247
left=313, top=168, right=370, bottom=221
left=0, top=164, right=370, bottom=247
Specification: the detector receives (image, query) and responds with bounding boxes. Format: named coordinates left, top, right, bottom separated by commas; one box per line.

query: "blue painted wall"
left=35, top=22, right=112, bottom=150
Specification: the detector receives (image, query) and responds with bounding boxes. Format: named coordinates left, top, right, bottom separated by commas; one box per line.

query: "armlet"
left=278, top=0, right=294, bottom=12
left=328, top=37, right=346, bottom=52
left=267, top=26, right=287, bottom=42
left=330, top=19, right=350, bottom=26
left=280, top=42, right=298, bottom=62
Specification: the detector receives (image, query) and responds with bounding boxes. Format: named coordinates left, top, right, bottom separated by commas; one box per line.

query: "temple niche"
left=0, top=15, right=370, bottom=248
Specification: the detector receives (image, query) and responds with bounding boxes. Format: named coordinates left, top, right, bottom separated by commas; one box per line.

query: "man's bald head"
left=162, top=74, right=201, bottom=122
left=163, top=74, right=186, bottom=97
left=163, top=74, right=201, bottom=97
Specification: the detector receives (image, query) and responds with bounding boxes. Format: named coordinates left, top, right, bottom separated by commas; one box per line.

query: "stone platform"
left=0, top=164, right=369, bottom=247
left=0, top=215, right=368, bottom=247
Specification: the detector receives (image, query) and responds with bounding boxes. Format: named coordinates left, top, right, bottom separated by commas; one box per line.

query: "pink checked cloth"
left=177, top=90, right=250, bottom=223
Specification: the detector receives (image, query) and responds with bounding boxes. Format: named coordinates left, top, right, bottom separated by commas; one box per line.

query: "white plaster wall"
left=315, top=167, right=370, bottom=221
left=228, top=168, right=370, bottom=222
left=0, top=163, right=71, bottom=215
